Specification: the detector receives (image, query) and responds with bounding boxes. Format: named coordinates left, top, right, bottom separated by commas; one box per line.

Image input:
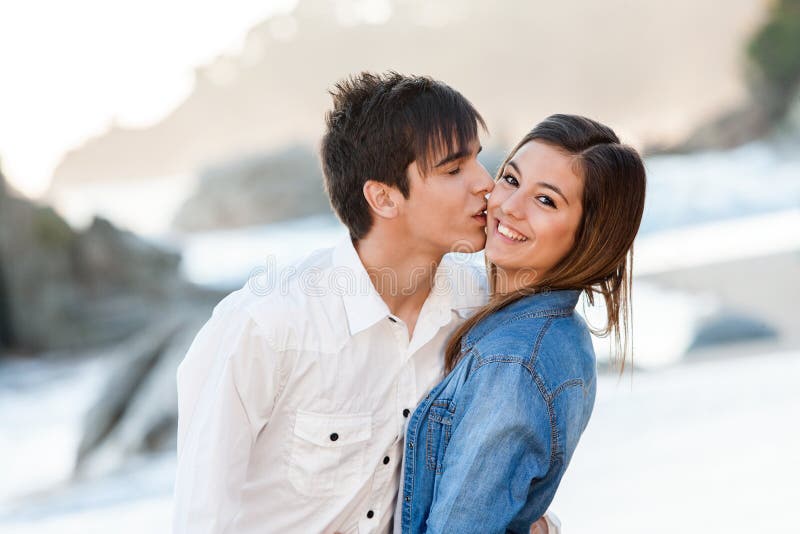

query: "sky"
left=0, top=0, right=297, bottom=198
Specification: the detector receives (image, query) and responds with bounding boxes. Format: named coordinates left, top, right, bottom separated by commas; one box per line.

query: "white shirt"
left=173, top=237, right=487, bottom=534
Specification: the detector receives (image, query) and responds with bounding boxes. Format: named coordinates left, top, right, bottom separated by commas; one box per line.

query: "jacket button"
left=402, top=408, right=410, bottom=417
left=329, top=433, right=339, bottom=441
left=366, top=510, right=374, bottom=519
left=408, top=442, right=413, bottom=450
left=383, top=456, right=390, bottom=465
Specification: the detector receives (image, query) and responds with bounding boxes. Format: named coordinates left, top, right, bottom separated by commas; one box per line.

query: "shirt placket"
left=355, top=315, right=414, bottom=533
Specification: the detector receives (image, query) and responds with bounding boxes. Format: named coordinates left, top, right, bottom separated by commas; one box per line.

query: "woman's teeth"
left=498, top=222, right=527, bottom=241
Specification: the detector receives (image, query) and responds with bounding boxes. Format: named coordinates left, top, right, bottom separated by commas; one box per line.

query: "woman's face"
left=485, top=140, right=584, bottom=292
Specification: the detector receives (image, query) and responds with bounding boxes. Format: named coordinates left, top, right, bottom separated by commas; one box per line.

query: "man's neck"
left=354, top=230, right=442, bottom=337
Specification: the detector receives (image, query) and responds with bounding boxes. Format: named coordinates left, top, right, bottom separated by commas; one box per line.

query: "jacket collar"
left=462, top=288, right=582, bottom=351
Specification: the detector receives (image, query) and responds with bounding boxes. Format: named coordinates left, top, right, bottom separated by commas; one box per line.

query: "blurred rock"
left=74, top=306, right=212, bottom=478
left=172, top=145, right=332, bottom=232
left=72, top=217, right=182, bottom=298
left=780, top=86, right=800, bottom=136
left=689, top=310, right=778, bottom=351
left=648, top=100, right=773, bottom=154
left=0, top=171, right=185, bottom=352
left=746, top=0, right=800, bottom=120
left=648, top=0, right=800, bottom=155
left=75, top=315, right=183, bottom=474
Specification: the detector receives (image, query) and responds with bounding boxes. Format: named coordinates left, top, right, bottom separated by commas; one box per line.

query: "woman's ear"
left=363, top=180, right=401, bottom=220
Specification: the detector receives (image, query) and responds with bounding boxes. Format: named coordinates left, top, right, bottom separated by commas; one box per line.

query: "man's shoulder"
left=212, top=246, right=346, bottom=352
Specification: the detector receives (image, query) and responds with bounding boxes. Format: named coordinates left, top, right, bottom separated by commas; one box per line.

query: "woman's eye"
left=502, top=174, right=519, bottom=187
left=536, top=195, right=556, bottom=208
left=447, top=167, right=461, bottom=176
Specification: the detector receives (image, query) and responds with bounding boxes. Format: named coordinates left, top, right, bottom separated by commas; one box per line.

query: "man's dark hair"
left=321, top=71, right=486, bottom=240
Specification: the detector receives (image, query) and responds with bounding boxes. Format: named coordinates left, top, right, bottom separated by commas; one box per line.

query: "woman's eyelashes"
left=447, top=166, right=461, bottom=176
left=501, top=174, right=519, bottom=187
left=502, top=173, right=557, bottom=209
left=536, top=195, right=556, bottom=208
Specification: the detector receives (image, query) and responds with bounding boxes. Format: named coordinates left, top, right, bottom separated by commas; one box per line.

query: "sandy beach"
left=553, top=348, right=800, bottom=533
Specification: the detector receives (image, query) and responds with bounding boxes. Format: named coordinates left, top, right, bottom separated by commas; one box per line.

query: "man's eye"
left=502, top=174, right=519, bottom=187
left=537, top=195, right=556, bottom=208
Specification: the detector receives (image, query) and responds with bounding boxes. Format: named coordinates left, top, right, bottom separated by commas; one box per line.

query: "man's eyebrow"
left=505, top=160, right=570, bottom=206
left=434, top=144, right=482, bottom=168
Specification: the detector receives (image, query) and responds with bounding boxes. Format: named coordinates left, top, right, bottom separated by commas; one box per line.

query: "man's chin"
left=448, top=235, right=485, bottom=254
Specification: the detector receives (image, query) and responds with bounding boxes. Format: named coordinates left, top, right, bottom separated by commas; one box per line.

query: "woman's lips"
left=494, top=219, right=528, bottom=242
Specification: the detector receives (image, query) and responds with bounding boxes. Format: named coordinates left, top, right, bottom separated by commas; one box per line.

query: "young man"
left=173, top=72, right=555, bottom=533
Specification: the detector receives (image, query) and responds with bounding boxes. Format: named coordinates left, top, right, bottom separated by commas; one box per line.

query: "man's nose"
left=472, top=162, right=494, bottom=194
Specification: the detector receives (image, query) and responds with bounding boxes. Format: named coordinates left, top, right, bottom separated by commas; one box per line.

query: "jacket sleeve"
left=426, top=361, right=554, bottom=534
left=172, top=305, right=280, bottom=534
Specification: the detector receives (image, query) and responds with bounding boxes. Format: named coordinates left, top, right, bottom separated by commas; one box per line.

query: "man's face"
left=400, top=139, right=494, bottom=257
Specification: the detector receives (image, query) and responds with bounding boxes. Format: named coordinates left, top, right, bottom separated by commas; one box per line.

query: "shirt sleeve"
left=172, top=304, right=280, bottom=534
left=426, top=361, right=554, bottom=534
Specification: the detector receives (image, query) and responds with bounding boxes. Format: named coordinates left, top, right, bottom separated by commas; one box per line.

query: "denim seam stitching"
left=551, top=378, right=584, bottom=399
left=469, top=359, right=557, bottom=470
left=528, top=316, right=555, bottom=367
left=464, top=307, right=573, bottom=351
left=532, top=372, right=560, bottom=466
left=529, top=318, right=560, bottom=467
left=425, top=401, right=454, bottom=474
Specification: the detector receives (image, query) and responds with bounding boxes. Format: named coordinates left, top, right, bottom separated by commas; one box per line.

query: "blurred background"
left=0, top=0, right=798, bottom=532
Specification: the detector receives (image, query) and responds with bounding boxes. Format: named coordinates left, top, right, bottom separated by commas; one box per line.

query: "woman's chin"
left=484, top=242, right=508, bottom=266
left=484, top=250, right=510, bottom=270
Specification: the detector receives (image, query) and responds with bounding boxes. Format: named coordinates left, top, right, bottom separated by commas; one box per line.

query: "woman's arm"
left=426, top=361, right=556, bottom=534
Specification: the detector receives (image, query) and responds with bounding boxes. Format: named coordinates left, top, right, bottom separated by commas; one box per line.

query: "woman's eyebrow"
left=539, top=182, right=569, bottom=206
left=507, top=160, right=570, bottom=206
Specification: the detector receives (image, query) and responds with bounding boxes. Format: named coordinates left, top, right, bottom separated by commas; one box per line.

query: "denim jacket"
left=399, top=289, right=596, bottom=533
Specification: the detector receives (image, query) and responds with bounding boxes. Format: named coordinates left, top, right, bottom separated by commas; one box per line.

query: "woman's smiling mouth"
left=495, top=219, right=528, bottom=242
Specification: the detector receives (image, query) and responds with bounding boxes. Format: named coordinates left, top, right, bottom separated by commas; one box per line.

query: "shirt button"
left=383, top=456, right=390, bottom=465
left=404, top=495, right=411, bottom=502
left=403, top=408, right=410, bottom=417
left=388, top=316, right=397, bottom=323
left=366, top=510, right=375, bottom=519
left=329, top=433, right=339, bottom=441
left=408, top=442, right=413, bottom=450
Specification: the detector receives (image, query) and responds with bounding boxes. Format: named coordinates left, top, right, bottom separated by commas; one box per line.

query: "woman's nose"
left=500, top=190, right=525, bottom=220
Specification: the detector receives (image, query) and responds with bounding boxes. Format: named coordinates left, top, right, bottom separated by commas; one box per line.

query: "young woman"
left=399, top=114, right=647, bottom=533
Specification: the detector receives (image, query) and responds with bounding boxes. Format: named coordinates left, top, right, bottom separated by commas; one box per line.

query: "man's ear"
left=363, top=180, right=402, bottom=219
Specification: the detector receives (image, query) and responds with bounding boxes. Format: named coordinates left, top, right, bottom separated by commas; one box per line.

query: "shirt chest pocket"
left=288, top=410, right=373, bottom=497
left=426, top=399, right=456, bottom=474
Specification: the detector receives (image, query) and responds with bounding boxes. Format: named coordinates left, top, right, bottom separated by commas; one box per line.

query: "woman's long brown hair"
left=445, top=114, right=647, bottom=373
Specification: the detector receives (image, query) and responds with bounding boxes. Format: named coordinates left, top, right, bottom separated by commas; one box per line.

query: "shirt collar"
left=332, top=236, right=391, bottom=337
left=331, top=239, right=489, bottom=337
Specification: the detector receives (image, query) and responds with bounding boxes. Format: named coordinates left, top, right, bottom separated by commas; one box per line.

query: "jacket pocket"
left=288, top=410, right=372, bottom=497
left=425, top=399, right=455, bottom=474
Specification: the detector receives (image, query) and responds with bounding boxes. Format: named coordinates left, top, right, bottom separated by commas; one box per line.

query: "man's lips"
left=469, top=204, right=488, bottom=226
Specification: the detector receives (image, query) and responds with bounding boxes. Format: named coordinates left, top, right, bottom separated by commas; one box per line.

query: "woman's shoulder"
left=471, top=310, right=595, bottom=394
left=534, top=313, right=596, bottom=392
